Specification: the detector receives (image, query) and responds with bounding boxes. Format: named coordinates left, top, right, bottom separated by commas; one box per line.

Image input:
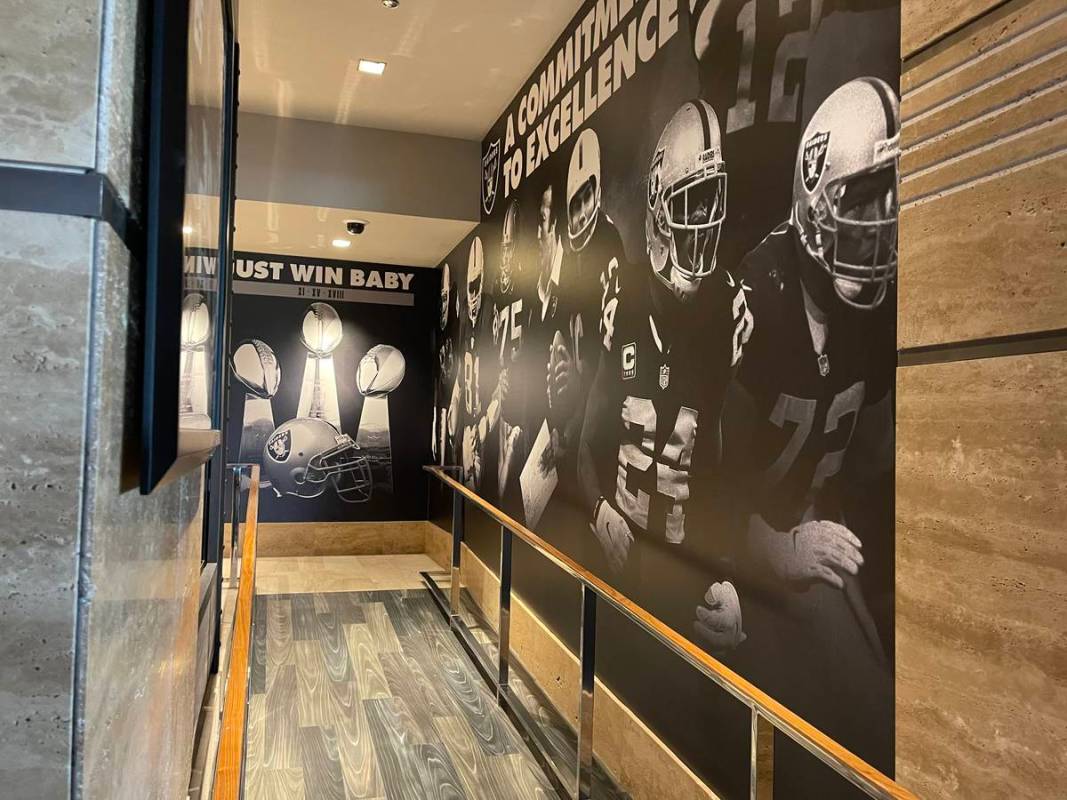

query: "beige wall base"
left=225, top=520, right=430, bottom=558
left=424, top=524, right=717, bottom=800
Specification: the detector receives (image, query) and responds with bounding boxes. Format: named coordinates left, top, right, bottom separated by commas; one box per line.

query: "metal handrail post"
left=450, top=490, right=464, bottom=618
left=577, top=585, right=597, bottom=800
left=422, top=464, right=919, bottom=800
left=497, top=525, right=512, bottom=694
left=228, top=465, right=241, bottom=588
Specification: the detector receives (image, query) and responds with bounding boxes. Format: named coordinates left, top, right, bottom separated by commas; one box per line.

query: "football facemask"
left=662, top=169, right=727, bottom=279
left=811, top=164, right=898, bottom=308
left=301, top=433, right=373, bottom=503
left=567, top=177, right=599, bottom=252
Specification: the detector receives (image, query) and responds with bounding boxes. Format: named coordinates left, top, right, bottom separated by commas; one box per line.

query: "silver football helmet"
left=500, top=200, right=521, bottom=295
left=646, top=100, right=727, bottom=302
left=264, top=417, right=372, bottom=503
left=792, top=77, right=900, bottom=309
left=467, top=236, right=484, bottom=326
left=567, top=128, right=602, bottom=252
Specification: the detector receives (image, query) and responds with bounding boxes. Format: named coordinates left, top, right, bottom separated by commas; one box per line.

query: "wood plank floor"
left=245, top=588, right=560, bottom=800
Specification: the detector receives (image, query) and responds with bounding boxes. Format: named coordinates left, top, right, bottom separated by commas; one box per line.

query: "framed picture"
left=140, top=0, right=236, bottom=492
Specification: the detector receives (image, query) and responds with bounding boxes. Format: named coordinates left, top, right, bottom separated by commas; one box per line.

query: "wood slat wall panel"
left=898, top=0, right=1067, bottom=348
left=895, top=352, right=1067, bottom=798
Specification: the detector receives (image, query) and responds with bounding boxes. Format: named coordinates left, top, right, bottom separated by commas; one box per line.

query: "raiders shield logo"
left=802, top=131, right=831, bottom=193
left=267, top=428, right=292, bottom=462
left=659, top=364, right=670, bottom=390
left=482, top=139, right=501, bottom=215
left=648, top=148, right=664, bottom=210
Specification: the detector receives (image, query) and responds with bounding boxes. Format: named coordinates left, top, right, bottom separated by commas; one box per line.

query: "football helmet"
left=792, top=77, right=900, bottom=309
left=440, top=262, right=451, bottom=330
left=567, top=128, right=602, bottom=252
left=301, top=302, right=343, bottom=355
left=500, top=200, right=520, bottom=294
left=230, top=339, right=280, bottom=399
left=263, top=417, right=372, bottom=503
left=646, top=100, right=727, bottom=302
left=467, top=236, right=484, bottom=325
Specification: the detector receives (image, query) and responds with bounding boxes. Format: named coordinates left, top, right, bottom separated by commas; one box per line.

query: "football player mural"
left=433, top=1, right=899, bottom=796
left=226, top=253, right=434, bottom=523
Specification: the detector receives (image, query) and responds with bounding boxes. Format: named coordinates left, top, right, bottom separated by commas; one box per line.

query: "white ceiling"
left=238, top=0, right=583, bottom=140
left=233, top=200, right=477, bottom=267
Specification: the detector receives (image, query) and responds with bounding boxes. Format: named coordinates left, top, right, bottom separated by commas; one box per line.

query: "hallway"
left=244, top=586, right=557, bottom=799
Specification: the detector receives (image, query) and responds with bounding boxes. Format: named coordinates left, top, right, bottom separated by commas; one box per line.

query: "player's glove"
left=777, top=520, right=864, bottom=589
left=693, top=581, right=746, bottom=652
left=591, top=498, right=633, bottom=574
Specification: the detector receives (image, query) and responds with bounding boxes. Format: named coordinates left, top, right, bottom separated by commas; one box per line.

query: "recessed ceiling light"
left=358, top=59, right=386, bottom=76
left=382, top=0, right=399, bottom=7
left=182, top=225, right=194, bottom=234
left=331, top=238, right=352, bottom=248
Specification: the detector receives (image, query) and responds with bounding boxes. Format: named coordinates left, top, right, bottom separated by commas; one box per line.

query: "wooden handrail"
left=425, top=465, right=918, bottom=800
left=213, top=464, right=260, bottom=800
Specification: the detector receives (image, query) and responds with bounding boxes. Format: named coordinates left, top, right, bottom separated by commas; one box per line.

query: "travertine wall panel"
left=899, top=153, right=1067, bottom=347
left=225, top=520, right=430, bottom=557
left=76, top=226, right=206, bottom=800
left=898, top=0, right=1067, bottom=348
left=0, top=0, right=101, bottom=166
left=0, top=211, right=92, bottom=799
left=902, top=0, right=1005, bottom=58
left=896, top=352, right=1067, bottom=798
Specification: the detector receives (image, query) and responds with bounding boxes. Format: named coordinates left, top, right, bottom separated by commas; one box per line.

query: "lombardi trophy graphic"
left=297, top=302, right=343, bottom=428
left=179, top=292, right=212, bottom=430
left=356, top=344, right=406, bottom=493
left=229, top=339, right=281, bottom=481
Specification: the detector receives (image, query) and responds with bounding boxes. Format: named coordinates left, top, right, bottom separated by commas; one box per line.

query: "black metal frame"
left=205, top=0, right=241, bottom=675
left=139, top=0, right=191, bottom=493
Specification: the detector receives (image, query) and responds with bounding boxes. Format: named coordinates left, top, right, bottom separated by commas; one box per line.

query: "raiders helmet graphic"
left=792, top=77, right=900, bottom=309
left=263, top=417, right=372, bottom=503
left=482, top=139, right=501, bottom=215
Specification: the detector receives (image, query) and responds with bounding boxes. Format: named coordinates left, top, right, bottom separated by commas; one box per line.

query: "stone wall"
left=896, top=0, right=1067, bottom=796
left=0, top=1, right=209, bottom=798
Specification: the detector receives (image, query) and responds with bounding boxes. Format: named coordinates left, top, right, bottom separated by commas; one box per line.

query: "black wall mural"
left=226, top=251, right=434, bottom=523
left=432, top=1, right=900, bottom=797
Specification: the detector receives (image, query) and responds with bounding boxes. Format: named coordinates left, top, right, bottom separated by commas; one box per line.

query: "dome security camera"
left=346, top=219, right=367, bottom=235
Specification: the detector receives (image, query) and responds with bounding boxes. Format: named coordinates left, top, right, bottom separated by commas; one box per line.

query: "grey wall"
left=235, top=111, right=481, bottom=221
left=0, top=1, right=207, bottom=798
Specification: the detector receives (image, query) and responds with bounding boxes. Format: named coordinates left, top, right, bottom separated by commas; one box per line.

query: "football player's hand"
left=546, top=333, right=575, bottom=412
left=462, top=427, right=478, bottom=484
left=591, top=500, right=633, bottom=574
left=782, top=521, right=864, bottom=589
left=694, top=582, right=746, bottom=652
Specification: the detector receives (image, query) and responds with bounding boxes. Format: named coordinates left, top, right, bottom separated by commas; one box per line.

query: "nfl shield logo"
left=482, top=139, right=501, bottom=215
left=802, top=131, right=831, bottom=193
left=659, top=364, right=670, bottom=390
left=267, top=428, right=291, bottom=462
